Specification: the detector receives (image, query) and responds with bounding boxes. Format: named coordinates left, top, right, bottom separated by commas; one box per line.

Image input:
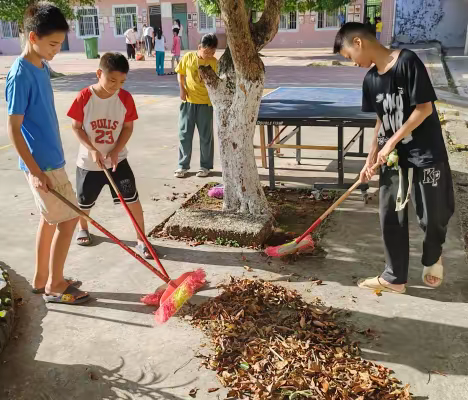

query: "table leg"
left=359, top=128, right=364, bottom=155
left=268, top=126, right=275, bottom=190
left=338, top=126, right=344, bottom=185
left=259, top=125, right=267, bottom=169
left=296, top=126, right=302, bottom=165
left=274, top=126, right=281, bottom=155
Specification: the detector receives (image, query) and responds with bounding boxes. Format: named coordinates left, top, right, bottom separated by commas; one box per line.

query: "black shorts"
left=76, top=159, right=139, bottom=210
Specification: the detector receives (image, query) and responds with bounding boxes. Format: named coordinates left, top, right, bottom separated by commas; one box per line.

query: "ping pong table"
left=256, top=87, right=377, bottom=190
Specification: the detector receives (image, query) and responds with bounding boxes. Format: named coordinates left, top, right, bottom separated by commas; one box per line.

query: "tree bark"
left=199, top=0, right=282, bottom=216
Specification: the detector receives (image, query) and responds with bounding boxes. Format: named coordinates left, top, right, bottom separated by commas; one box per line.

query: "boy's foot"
left=174, top=168, right=189, bottom=178
left=135, top=242, right=155, bottom=260
left=76, top=229, right=92, bottom=246
left=196, top=168, right=210, bottom=178
left=44, top=285, right=91, bottom=305
left=357, top=276, right=406, bottom=294
left=32, top=277, right=82, bottom=294
left=422, top=257, right=444, bottom=287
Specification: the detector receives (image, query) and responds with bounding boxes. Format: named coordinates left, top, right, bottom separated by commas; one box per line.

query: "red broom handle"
left=296, top=179, right=363, bottom=243
left=103, top=169, right=170, bottom=279
left=49, top=189, right=171, bottom=284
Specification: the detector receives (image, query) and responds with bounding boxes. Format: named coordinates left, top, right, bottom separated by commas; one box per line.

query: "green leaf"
left=239, top=361, right=250, bottom=370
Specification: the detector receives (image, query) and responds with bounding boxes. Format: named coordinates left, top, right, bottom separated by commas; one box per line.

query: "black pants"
left=145, top=35, right=153, bottom=54
left=126, top=43, right=136, bottom=59
left=379, top=162, right=454, bottom=284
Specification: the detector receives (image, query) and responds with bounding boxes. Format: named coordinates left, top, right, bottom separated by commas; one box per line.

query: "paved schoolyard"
left=0, top=49, right=467, bottom=399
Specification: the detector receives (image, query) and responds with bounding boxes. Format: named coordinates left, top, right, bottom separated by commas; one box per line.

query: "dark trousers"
left=379, top=162, right=454, bottom=284
left=126, top=43, right=135, bottom=59
left=177, top=102, right=214, bottom=170
left=145, top=35, right=153, bottom=55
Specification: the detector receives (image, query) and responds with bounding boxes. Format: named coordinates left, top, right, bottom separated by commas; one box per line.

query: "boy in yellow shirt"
left=376, top=17, right=382, bottom=41
left=174, top=33, right=218, bottom=178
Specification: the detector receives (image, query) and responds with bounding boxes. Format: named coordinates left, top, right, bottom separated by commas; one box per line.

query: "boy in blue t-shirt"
left=5, top=3, right=89, bottom=304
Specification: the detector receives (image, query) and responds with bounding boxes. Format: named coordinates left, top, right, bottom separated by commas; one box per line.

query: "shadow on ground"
left=0, top=264, right=188, bottom=400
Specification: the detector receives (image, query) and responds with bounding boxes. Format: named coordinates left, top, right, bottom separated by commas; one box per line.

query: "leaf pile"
left=189, top=278, right=411, bottom=400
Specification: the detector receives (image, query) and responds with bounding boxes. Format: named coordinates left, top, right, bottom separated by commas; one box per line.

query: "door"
left=149, top=5, right=162, bottom=31
left=365, top=0, right=382, bottom=25
left=172, top=4, right=189, bottom=50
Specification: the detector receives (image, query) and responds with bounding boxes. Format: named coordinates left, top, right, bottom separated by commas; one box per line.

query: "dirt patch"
left=152, top=183, right=335, bottom=250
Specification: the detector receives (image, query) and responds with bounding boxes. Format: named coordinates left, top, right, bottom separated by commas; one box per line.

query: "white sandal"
left=422, top=257, right=444, bottom=288
left=357, top=276, right=406, bottom=294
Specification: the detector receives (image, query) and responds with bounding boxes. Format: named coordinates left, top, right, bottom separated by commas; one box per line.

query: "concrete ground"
left=0, top=49, right=467, bottom=400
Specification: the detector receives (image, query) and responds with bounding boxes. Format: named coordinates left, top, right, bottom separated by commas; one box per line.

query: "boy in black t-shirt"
left=333, top=23, right=454, bottom=294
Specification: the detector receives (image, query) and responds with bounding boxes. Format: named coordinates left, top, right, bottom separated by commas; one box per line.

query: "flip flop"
left=32, top=277, right=82, bottom=294
left=422, top=257, right=444, bottom=288
left=136, top=242, right=155, bottom=260
left=76, top=229, right=92, bottom=246
left=44, top=285, right=91, bottom=305
left=357, top=276, right=406, bottom=294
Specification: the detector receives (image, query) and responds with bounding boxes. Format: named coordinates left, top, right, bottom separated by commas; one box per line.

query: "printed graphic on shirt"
left=67, top=87, right=138, bottom=171
left=423, top=167, right=441, bottom=187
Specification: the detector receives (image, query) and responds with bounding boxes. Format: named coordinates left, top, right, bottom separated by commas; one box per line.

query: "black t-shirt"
left=362, top=49, right=448, bottom=168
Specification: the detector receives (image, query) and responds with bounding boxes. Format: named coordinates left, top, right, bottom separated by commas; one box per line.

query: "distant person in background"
left=172, top=19, right=183, bottom=49
left=339, top=12, right=346, bottom=27
left=144, top=24, right=154, bottom=57
left=124, top=26, right=138, bottom=60
left=154, top=28, right=166, bottom=76
left=171, top=28, right=181, bottom=75
left=376, top=17, right=383, bottom=41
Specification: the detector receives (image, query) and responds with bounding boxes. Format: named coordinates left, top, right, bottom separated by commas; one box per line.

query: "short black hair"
left=24, top=2, right=69, bottom=38
left=99, top=52, right=129, bottom=74
left=200, top=33, right=218, bottom=49
left=173, top=28, right=180, bottom=35
left=133, top=26, right=137, bottom=32
left=333, top=22, right=376, bottom=54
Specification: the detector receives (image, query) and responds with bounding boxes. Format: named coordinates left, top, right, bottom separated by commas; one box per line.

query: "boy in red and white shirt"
left=68, top=52, right=153, bottom=258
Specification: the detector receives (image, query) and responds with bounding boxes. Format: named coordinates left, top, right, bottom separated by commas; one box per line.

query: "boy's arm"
left=360, top=118, right=381, bottom=183
left=8, top=115, right=53, bottom=192
left=375, top=102, right=433, bottom=166
left=106, top=121, right=133, bottom=171
left=71, top=119, right=106, bottom=169
left=177, top=73, right=187, bottom=101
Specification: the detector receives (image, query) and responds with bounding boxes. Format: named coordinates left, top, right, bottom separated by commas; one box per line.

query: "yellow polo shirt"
left=376, top=22, right=383, bottom=33
left=176, top=51, right=218, bottom=105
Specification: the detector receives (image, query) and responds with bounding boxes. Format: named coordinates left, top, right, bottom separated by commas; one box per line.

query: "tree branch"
left=251, top=0, right=283, bottom=51
left=199, top=65, right=220, bottom=90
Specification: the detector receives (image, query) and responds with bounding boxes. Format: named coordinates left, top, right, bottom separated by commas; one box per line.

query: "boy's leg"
left=178, top=102, right=196, bottom=170
left=126, top=44, right=132, bottom=59
left=34, top=216, right=56, bottom=289
left=379, top=166, right=410, bottom=285
left=412, top=162, right=455, bottom=281
left=128, top=201, right=145, bottom=242
left=195, top=104, right=214, bottom=170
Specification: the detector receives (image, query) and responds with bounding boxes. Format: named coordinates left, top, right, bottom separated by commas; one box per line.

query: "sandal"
left=357, top=276, right=406, bottom=294
left=422, top=257, right=444, bottom=288
left=76, top=229, right=92, bottom=246
left=43, top=285, right=91, bottom=305
left=32, top=277, right=82, bottom=294
left=136, top=242, right=155, bottom=260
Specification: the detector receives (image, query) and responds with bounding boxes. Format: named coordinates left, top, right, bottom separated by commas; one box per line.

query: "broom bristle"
left=140, top=290, right=165, bottom=305
left=154, top=268, right=206, bottom=324
left=265, top=234, right=315, bottom=257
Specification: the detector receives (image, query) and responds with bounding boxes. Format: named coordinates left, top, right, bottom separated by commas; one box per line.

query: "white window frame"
left=316, top=7, right=346, bottom=31
left=197, top=4, right=216, bottom=33
left=75, top=6, right=101, bottom=38
left=112, top=4, right=138, bottom=37
left=279, top=11, right=299, bottom=32
left=0, top=20, right=20, bottom=38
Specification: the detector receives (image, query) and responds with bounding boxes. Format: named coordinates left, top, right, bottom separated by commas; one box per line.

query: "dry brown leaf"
left=275, top=360, right=288, bottom=370
left=243, top=266, right=253, bottom=272
left=189, top=388, right=198, bottom=398
left=373, top=289, right=383, bottom=297
left=207, top=388, right=219, bottom=393
left=299, top=315, right=306, bottom=329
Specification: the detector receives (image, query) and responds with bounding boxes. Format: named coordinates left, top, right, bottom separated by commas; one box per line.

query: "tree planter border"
left=0, top=263, right=15, bottom=356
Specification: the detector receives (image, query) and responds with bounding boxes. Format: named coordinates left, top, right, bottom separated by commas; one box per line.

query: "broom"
left=48, top=189, right=206, bottom=324
left=265, top=179, right=362, bottom=257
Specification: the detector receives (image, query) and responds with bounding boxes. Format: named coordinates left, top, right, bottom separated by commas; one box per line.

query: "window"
left=198, top=6, right=216, bottom=32
left=279, top=12, right=298, bottom=31
left=1, top=21, right=19, bottom=38
left=317, top=7, right=346, bottom=29
left=114, top=5, right=137, bottom=36
left=76, top=7, right=99, bottom=37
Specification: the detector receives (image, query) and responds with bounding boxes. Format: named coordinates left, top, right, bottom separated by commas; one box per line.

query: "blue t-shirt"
left=5, top=57, right=65, bottom=172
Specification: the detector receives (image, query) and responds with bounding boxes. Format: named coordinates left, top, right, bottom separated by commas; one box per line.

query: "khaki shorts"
left=26, top=168, right=79, bottom=224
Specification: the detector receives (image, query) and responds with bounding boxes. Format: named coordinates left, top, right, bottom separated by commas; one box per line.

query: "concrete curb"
left=0, top=263, right=15, bottom=355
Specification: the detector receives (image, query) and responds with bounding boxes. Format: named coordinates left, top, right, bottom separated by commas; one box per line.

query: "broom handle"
left=296, top=179, right=363, bottom=243
left=48, top=189, right=171, bottom=284
left=103, top=168, right=170, bottom=279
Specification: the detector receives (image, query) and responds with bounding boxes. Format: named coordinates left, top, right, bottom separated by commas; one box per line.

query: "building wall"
left=380, top=0, right=395, bottom=46
left=394, top=0, right=468, bottom=47
left=0, top=0, right=368, bottom=55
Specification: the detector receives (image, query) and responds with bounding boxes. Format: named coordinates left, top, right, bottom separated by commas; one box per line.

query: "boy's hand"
left=180, top=87, right=187, bottom=101
left=105, top=150, right=119, bottom=172
left=376, top=139, right=396, bottom=166
left=359, top=162, right=376, bottom=183
left=91, top=149, right=106, bottom=169
left=31, top=172, right=53, bottom=193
